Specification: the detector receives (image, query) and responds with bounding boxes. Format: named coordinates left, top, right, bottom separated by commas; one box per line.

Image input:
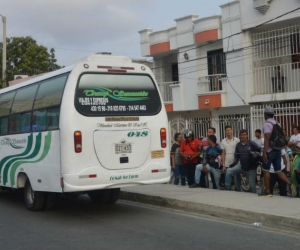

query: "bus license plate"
left=115, top=143, right=132, bottom=154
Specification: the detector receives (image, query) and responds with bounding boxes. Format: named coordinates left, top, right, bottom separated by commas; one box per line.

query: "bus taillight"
left=74, top=131, right=82, bottom=153
left=60, top=177, right=64, bottom=188
left=160, top=128, right=167, bottom=148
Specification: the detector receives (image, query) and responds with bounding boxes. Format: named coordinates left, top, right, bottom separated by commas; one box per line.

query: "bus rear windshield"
left=75, top=73, right=162, bottom=116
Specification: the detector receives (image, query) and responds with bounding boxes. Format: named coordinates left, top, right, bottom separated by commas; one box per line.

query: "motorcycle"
left=241, top=161, right=265, bottom=192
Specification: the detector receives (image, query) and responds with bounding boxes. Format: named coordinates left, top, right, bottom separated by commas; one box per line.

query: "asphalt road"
left=0, top=190, right=299, bottom=250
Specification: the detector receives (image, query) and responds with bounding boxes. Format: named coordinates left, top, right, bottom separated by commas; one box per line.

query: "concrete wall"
left=175, top=15, right=198, bottom=48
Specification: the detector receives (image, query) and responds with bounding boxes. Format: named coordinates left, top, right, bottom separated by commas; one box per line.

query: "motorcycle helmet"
left=183, top=129, right=194, bottom=140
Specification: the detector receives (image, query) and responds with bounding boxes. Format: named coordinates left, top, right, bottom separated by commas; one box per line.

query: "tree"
left=0, top=36, right=62, bottom=87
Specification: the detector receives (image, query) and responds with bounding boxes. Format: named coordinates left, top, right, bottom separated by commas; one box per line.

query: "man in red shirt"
left=180, top=129, right=201, bottom=185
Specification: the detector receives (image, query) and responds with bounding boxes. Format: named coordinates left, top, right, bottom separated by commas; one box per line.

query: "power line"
left=53, top=47, right=143, bottom=57
left=152, top=36, right=294, bottom=82
left=153, top=34, right=293, bottom=79
left=147, top=6, right=300, bottom=69
left=0, top=36, right=294, bottom=80
left=149, top=29, right=297, bottom=72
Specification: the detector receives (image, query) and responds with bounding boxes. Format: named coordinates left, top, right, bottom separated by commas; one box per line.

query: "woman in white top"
left=269, top=149, right=288, bottom=196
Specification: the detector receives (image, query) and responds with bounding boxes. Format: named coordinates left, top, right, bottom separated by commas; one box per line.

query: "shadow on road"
left=0, top=189, right=143, bottom=220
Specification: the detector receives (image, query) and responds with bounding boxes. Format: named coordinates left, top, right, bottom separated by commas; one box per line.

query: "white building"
left=139, top=0, right=300, bottom=140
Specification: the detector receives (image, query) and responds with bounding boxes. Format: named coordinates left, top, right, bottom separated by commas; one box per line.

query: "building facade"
left=139, top=0, right=300, bottom=141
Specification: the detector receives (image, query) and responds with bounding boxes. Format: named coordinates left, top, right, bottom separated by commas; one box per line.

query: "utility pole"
left=0, top=14, right=6, bottom=88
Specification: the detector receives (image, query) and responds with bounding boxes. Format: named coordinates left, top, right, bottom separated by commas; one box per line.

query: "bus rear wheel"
left=108, top=188, right=120, bottom=204
left=24, top=178, right=46, bottom=211
left=88, top=189, right=111, bottom=205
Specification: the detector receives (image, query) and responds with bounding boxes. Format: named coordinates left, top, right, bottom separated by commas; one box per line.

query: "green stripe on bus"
left=0, top=134, right=34, bottom=184
left=2, top=133, right=42, bottom=185
left=9, top=132, right=52, bottom=186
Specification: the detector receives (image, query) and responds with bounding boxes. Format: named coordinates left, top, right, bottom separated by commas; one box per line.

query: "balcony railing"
left=158, top=81, right=178, bottom=103
left=253, top=62, right=300, bottom=95
left=198, top=74, right=227, bottom=93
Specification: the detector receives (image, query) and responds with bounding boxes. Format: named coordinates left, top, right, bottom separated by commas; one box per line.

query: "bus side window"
left=47, top=107, right=59, bottom=130
left=11, top=85, right=38, bottom=114
left=0, top=117, right=8, bottom=135
left=9, top=115, right=20, bottom=134
left=0, top=92, right=16, bottom=117
left=21, top=112, right=31, bottom=133
left=32, top=110, right=47, bottom=132
left=33, top=75, right=68, bottom=109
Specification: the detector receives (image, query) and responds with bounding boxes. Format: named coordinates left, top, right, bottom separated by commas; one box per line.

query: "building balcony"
left=197, top=74, right=227, bottom=93
left=158, top=81, right=179, bottom=103
left=197, top=74, right=227, bottom=109
left=251, top=62, right=300, bottom=102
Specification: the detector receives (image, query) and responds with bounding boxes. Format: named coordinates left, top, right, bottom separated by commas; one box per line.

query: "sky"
left=0, top=0, right=227, bottom=66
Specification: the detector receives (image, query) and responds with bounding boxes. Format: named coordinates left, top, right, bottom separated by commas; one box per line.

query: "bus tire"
left=108, top=188, right=120, bottom=204
left=88, top=189, right=111, bottom=205
left=44, top=192, right=57, bottom=210
left=24, top=178, right=46, bottom=211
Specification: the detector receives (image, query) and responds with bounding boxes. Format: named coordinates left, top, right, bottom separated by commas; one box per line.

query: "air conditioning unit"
left=14, top=75, right=29, bottom=80
left=253, top=0, right=273, bottom=14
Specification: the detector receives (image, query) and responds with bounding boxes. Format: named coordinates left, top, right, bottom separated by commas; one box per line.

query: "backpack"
left=267, top=121, right=286, bottom=150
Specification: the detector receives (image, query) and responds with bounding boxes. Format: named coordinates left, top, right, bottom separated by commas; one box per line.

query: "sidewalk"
left=120, top=184, right=300, bottom=232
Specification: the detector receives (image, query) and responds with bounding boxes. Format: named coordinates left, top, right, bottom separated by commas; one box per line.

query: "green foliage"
left=0, top=36, right=62, bottom=86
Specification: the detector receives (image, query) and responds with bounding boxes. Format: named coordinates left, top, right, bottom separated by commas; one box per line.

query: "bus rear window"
left=75, top=73, right=162, bottom=116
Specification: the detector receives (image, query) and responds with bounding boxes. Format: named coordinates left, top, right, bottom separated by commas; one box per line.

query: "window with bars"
left=207, top=49, right=226, bottom=75
left=207, top=49, right=226, bottom=91
left=252, top=23, right=300, bottom=69
left=290, top=29, right=300, bottom=69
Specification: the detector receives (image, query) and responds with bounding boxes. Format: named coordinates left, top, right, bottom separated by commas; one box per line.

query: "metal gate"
left=168, top=114, right=250, bottom=143
left=251, top=102, right=300, bottom=138
left=168, top=103, right=300, bottom=145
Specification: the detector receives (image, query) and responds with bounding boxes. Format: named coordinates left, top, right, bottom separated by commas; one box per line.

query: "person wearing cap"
left=228, top=129, right=261, bottom=193
left=290, top=143, right=300, bottom=197
left=261, top=106, right=296, bottom=197
left=221, top=125, right=240, bottom=191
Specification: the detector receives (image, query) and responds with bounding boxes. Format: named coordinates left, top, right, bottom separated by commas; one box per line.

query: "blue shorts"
left=262, top=149, right=282, bottom=172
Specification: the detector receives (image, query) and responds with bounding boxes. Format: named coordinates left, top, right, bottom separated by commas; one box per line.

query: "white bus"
left=0, top=54, right=171, bottom=211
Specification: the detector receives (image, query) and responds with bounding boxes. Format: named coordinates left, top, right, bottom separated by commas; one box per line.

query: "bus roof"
left=1, top=54, right=134, bottom=94
left=0, top=65, right=74, bottom=94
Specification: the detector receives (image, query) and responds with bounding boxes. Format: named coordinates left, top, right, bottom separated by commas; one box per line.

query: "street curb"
left=120, top=191, right=300, bottom=232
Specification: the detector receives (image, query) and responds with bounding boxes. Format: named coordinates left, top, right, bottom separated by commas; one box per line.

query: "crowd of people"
left=170, top=106, right=300, bottom=198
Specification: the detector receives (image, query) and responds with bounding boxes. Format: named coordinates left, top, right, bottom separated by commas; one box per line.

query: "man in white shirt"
left=253, top=129, right=263, bottom=149
left=288, top=126, right=300, bottom=155
left=221, top=125, right=240, bottom=191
